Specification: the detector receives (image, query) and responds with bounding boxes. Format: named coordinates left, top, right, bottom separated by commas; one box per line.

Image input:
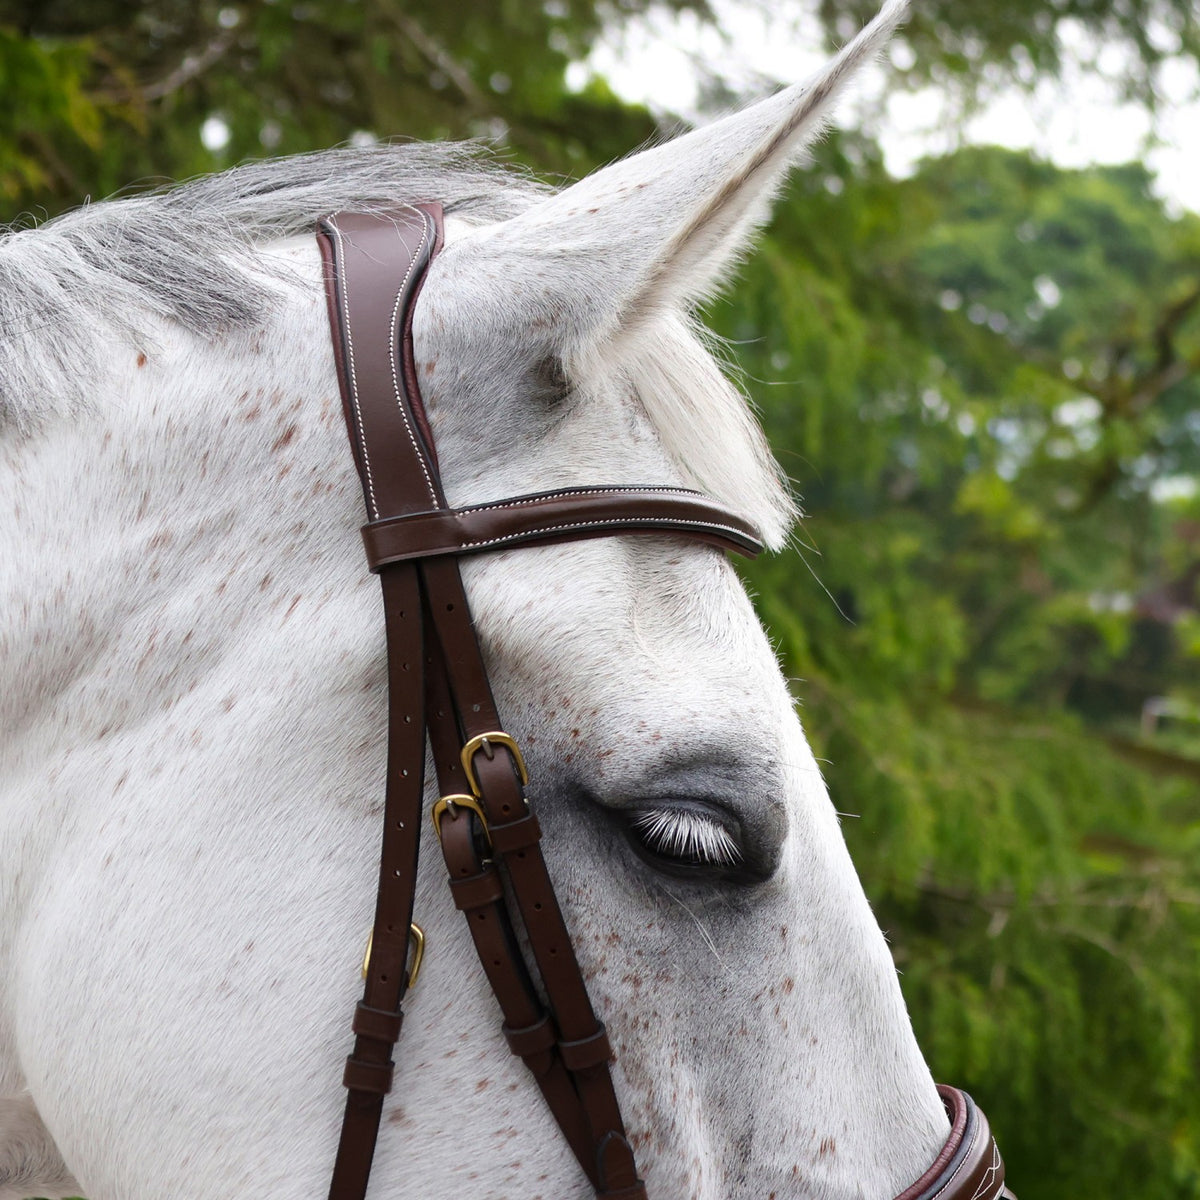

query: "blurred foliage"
left=3, top=0, right=1200, bottom=217
left=0, top=0, right=688, bottom=217
left=824, top=0, right=1200, bottom=109
left=726, top=135, right=1200, bottom=1197
left=3, top=2, right=1199, bottom=1198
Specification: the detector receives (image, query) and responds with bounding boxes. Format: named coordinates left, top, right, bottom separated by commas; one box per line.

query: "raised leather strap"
left=318, top=205, right=444, bottom=1200
left=318, top=205, right=657, bottom=1200
left=318, top=203, right=768, bottom=1200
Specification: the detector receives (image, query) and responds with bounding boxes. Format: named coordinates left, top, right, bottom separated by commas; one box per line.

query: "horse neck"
left=0, top=242, right=365, bottom=754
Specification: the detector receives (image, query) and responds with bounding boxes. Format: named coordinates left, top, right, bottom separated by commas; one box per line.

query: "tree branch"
left=143, top=30, right=236, bottom=101
left=387, top=11, right=490, bottom=112
left=95, top=29, right=237, bottom=104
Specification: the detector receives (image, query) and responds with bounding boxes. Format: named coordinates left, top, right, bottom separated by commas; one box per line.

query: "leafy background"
left=2, top=1, right=1198, bottom=1196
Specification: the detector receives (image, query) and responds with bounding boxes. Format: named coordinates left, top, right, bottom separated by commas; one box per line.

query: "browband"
left=361, top=485, right=763, bottom=568
left=314, top=204, right=1011, bottom=1200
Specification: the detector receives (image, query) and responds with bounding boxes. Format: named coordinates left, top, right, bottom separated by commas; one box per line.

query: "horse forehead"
left=464, top=538, right=781, bottom=720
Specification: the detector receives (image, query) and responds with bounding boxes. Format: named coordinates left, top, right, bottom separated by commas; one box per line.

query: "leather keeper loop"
left=596, top=1131, right=643, bottom=1196
left=558, top=1024, right=614, bottom=1071
left=351, top=1002, right=404, bottom=1044
left=598, top=1185, right=648, bottom=1200
left=342, top=1056, right=394, bottom=1095
left=448, top=867, right=505, bottom=911
left=597, top=1180, right=648, bottom=1200
left=488, top=810, right=542, bottom=855
left=502, top=1014, right=558, bottom=1059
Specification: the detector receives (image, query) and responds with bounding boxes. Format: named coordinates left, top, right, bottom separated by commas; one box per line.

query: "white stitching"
left=968, top=1142, right=1003, bottom=1200
left=454, top=487, right=704, bottom=517
left=328, top=221, right=379, bottom=519
left=385, top=215, right=439, bottom=508
left=456, top=516, right=757, bottom=553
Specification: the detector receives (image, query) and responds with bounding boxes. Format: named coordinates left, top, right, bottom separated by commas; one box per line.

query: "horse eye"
left=531, top=354, right=570, bottom=404
left=625, top=805, right=743, bottom=875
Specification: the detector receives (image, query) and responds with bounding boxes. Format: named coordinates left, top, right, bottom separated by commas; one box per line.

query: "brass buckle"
left=460, top=731, right=528, bottom=797
left=431, top=792, right=492, bottom=848
left=361, top=922, right=425, bottom=988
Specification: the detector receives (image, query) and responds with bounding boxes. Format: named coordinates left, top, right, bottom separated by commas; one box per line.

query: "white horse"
left=1, top=2, right=973, bottom=1197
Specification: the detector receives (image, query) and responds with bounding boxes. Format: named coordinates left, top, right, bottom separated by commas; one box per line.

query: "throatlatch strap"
left=418, top=550, right=646, bottom=1196
left=422, top=638, right=601, bottom=1182
left=892, top=1087, right=1014, bottom=1200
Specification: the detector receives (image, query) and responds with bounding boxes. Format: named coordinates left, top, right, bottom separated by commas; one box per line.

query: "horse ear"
left=466, top=0, right=907, bottom=347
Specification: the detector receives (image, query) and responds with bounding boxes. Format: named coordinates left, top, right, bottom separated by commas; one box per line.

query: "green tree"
left=0, top=0, right=696, bottom=217
left=824, top=0, right=1200, bottom=107
left=719, top=136, right=1200, bottom=1196
left=4, top=0, right=1200, bottom=218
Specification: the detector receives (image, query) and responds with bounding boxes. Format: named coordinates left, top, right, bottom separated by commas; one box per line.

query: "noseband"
left=314, top=206, right=1013, bottom=1200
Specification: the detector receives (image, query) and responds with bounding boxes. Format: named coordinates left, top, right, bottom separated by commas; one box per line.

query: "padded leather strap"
left=361, top=486, right=763, bottom=567
left=318, top=205, right=670, bottom=1200
left=892, top=1087, right=1014, bottom=1200
left=318, top=206, right=444, bottom=1200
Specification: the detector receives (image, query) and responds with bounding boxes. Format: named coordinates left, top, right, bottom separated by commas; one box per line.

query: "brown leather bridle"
left=314, top=206, right=1013, bottom=1200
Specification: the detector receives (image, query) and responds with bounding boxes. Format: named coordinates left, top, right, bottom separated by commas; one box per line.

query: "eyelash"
left=628, top=807, right=742, bottom=868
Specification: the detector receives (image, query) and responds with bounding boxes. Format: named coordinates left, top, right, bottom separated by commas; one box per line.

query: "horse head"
left=0, top=2, right=1009, bottom=1197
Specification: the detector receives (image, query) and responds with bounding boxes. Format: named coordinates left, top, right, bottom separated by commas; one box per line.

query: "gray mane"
left=0, top=143, right=547, bottom=432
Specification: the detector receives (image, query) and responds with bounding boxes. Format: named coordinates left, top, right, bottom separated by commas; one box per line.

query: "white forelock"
left=0, top=143, right=546, bottom=433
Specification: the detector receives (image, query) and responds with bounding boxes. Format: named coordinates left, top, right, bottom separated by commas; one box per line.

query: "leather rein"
left=314, top=206, right=1013, bottom=1200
